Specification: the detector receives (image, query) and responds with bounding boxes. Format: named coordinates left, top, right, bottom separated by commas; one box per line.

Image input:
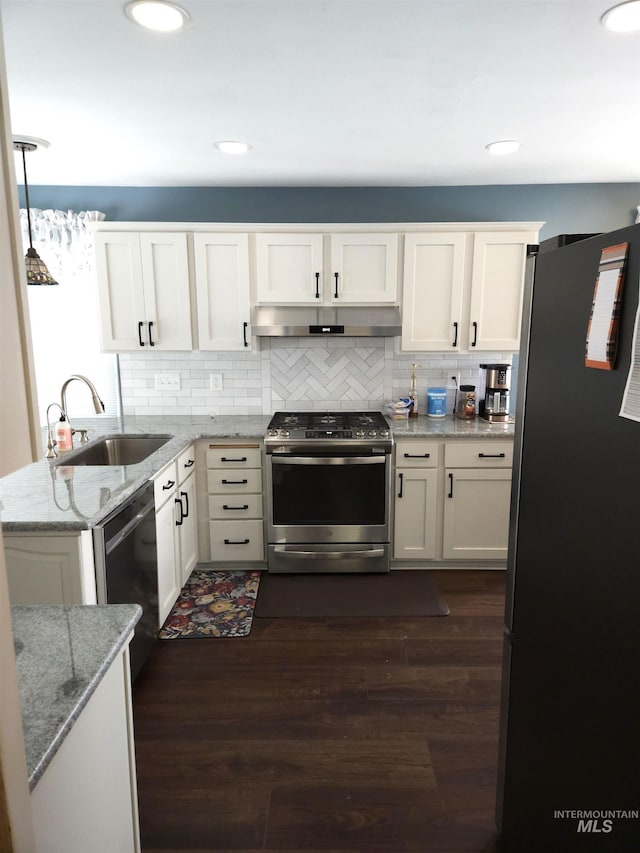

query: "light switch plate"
left=155, top=373, right=181, bottom=391
left=210, top=373, right=223, bottom=391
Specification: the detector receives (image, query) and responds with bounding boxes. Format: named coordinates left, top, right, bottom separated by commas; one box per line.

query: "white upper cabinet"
left=95, top=231, right=192, bottom=351
left=255, top=233, right=324, bottom=303
left=402, top=232, right=467, bottom=351
left=193, top=233, right=252, bottom=351
left=329, top=233, right=398, bottom=303
left=468, top=231, right=532, bottom=351
left=401, top=229, right=537, bottom=353
left=255, top=231, right=398, bottom=304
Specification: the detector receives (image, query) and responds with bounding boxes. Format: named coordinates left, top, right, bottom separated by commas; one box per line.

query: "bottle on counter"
left=408, top=362, right=420, bottom=418
left=55, top=414, right=73, bottom=452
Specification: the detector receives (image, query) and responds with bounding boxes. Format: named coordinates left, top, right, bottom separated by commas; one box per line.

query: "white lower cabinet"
left=155, top=444, right=199, bottom=625
left=442, top=441, right=513, bottom=561
left=393, top=437, right=513, bottom=566
left=201, top=441, right=265, bottom=563
left=4, top=531, right=97, bottom=605
left=442, top=468, right=512, bottom=560
left=31, top=644, right=140, bottom=853
left=393, top=441, right=441, bottom=560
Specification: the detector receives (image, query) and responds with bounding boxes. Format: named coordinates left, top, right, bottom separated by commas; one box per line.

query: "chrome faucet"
left=59, top=374, right=106, bottom=434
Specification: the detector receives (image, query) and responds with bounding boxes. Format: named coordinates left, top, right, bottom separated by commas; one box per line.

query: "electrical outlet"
left=210, top=373, right=223, bottom=391
left=154, top=373, right=181, bottom=391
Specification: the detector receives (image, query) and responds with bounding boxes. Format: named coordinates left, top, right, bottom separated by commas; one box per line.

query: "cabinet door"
left=394, top=468, right=439, bottom=560
left=156, top=493, right=179, bottom=626
left=330, top=233, right=398, bottom=303
left=193, top=233, right=252, bottom=350
left=139, top=232, right=192, bottom=350
left=468, top=231, right=533, bottom=352
left=95, top=232, right=147, bottom=351
left=443, top=468, right=511, bottom=560
left=177, top=473, right=199, bottom=586
left=255, top=233, right=323, bottom=303
left=401, top=233, right=467, bottom=351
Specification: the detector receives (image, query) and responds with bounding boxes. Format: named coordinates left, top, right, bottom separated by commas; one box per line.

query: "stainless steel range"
left=265, top=411, right=393, bottom=573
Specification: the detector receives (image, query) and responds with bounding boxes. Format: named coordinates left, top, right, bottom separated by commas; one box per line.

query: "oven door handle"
left=272, top=546, right=386, bottom=559
left=271, top=455, right=386, bottom=466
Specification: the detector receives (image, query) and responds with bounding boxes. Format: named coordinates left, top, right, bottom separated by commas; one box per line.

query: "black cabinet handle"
left=221, top=478, right=248, bottom=485
left=398, top=472, right=404, bottom=499
left=334, top=271, right=339, bottom=298
left=162, top=479, right=175, bottom=490
left=315, top=272, right=320, bottom=299
left=471, top=321, right=478, bottom=347
left=403, top=452, right=430, bottom=458
left=452, top=321, right=458, bottom=348
left=478, top=452, right=506, bottom=458
left=222, top=504, right=249, bottom=511
left=221, top=456, right=247, bottom=463
left=183, top=459, right=194, bottom=469
left=175, top=496, right=184, bottom=525
left=224, top=538, right=250, bottom=545
left=180, top=490, right=189, bottom=518
left=448, top=473, right=454, bottom=499
left=148, top=321, right=155, bottom=346
left=138, top=321, right=145, bottom=346
left=243, top=321, right=249, bottom=347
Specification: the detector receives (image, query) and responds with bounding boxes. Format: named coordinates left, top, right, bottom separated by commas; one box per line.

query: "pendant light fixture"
left=13, top=138, right=58, bottom=286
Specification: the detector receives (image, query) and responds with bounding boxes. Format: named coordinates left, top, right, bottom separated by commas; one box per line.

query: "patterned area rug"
left=159, top=570, right=261, bottom=639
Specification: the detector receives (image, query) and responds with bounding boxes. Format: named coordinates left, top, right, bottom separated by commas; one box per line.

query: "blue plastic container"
left=426, top=387, right=447, bottom=418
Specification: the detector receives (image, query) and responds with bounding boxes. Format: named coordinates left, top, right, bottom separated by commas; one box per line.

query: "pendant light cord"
left=20, top=145, right=34, bottom=251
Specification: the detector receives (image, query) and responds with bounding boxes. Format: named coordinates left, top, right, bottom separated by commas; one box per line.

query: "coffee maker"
left=479, top=363, right=511, bottom=422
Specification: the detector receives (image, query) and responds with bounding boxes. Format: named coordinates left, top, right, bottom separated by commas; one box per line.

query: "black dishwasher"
left=93, top=481, right=158, bottom=680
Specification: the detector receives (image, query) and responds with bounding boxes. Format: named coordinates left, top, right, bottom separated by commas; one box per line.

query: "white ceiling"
left=2, top=0, right=640, bottom=187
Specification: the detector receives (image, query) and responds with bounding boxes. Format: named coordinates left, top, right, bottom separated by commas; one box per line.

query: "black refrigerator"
left=496, top=224, right=640, bottom=852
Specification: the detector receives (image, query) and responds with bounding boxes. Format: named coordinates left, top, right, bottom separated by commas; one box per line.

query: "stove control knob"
left=281, top=430, right=290, bottom=437
left=380, top=429, right=389, bottom=438
left=368, top=430, right=377, bottom=437
left=355, top=430, right=365, bottom=438
left=267, top=429, right=278, bottom=437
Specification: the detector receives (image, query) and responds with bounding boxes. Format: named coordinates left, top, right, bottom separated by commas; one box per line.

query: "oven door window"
left=271, top=454, right=387, bottom=525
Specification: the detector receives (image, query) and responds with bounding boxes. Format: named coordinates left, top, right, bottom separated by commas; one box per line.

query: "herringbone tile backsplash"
left=120, top=339, right=509, bottom=416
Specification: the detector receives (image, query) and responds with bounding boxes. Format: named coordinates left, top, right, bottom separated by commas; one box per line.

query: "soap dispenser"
left=55, top=414, right=73, bottom=452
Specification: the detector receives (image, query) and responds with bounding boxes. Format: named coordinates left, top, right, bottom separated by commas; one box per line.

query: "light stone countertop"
left=11, top=603, right=142, bottom=790
left=0, top=413, right=514, bottom=531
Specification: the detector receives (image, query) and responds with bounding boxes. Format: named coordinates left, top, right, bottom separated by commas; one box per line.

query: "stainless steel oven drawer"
left=268, top=543, right=390, bottom=574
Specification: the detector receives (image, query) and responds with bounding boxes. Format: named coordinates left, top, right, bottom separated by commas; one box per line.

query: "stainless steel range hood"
left=251, top=305, right=402, bottom=337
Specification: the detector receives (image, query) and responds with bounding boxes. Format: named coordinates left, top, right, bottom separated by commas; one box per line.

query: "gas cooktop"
left=265, top=411, right=392, bottom=447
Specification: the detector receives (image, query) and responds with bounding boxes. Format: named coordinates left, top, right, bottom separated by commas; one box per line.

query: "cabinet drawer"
left=206, top=446, right=262, bottom=469
left=209, top=520, right=264, bottom=562
left=208, top=494, right=263, bottom=519
left=207, top=468, right=262, bottom=494
left=395, top=441, right=440, bottom=468
left=177, top=444, right=196, bottom=484
left=445, top=441, right=513, bottom=468
left=154, top=461, right=177, bottom=508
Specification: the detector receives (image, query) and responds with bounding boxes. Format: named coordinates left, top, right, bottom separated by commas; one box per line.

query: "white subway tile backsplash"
left=119, top=345, right=512, bottom=416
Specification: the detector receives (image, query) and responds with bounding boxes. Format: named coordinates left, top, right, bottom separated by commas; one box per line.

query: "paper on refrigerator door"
left=619, top=269, right=640, bottom=421
left=585, top=242, right=628, bottom=370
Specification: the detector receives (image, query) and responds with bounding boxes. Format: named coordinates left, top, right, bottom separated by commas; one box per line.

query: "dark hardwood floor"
left=133, top=570, right=506, bottom=853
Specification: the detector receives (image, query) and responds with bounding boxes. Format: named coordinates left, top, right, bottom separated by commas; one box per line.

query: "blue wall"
left=19, top=183, right=640, bottom=240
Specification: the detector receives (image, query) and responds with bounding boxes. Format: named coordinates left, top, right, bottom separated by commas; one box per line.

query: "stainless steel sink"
left=56, top=435, right=172, bottom=466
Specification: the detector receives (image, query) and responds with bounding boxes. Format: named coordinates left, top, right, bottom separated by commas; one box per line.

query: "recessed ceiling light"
left=485, top=140, right=521, bottom=155
left=214, top=140, right=252, bottom=155
left=125, top=1, right=189, bottom=32
left=601, top=0, right=640, bottom=31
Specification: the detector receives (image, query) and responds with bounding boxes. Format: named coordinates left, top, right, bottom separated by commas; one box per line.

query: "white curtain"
left=19, top=209, right=121, bottom=430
